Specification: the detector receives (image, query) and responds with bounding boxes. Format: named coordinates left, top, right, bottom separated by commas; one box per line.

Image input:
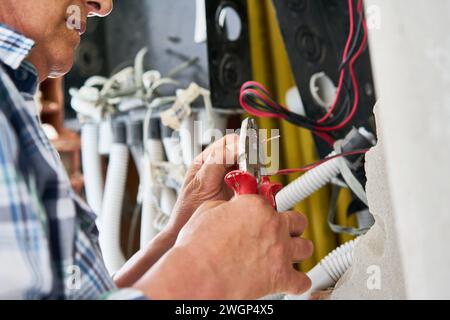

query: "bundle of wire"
left=240, top=0, right=368, bottom=145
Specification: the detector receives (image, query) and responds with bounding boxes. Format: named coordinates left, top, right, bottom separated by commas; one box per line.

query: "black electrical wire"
left=339, top=4, right=365, bottom=72
left=240, top=0, right=366, bottom=138
left=242, top=82, right=354, bottom=131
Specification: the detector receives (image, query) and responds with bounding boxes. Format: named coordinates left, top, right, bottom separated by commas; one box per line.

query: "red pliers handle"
left=225, top=170, right=283, bottom=210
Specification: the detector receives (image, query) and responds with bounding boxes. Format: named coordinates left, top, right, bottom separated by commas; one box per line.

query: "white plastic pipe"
left=180, top=115, right=201, bottom=167
left=140, top=139, right=165, bottom=249
left=81, top=123, right=104, bottom=220
left=261, top=239, right=358, bottom=301
left=276, top=152, right=340, bottom=212
left=100, top=143, right=129, bottom=274
left=285, top=238, right=358, bottom=300
left=194, top=0, right=207, bottom=43
left=156, top=132, right=182, bottom=231
left=160, top=188, right=177, bottom=217
left=163, top=136, right=184, bottom=166
left=196, top=109, right=227, bottom=146
left=98, top=120, right=113, bottom=156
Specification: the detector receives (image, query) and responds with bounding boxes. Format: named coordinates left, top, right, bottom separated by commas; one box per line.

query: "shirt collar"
left=0, top=23, right=35, bottom=70
left=0, top=23, right=39, bottom=94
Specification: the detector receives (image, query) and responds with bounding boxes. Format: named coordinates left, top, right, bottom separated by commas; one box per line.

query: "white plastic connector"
left=161, top=82, right=215, bottom=131
left=70, top=87, right=103, bottom=122
left=142, top=70, right=162, bottom=91
left=309, top=72, right=337, bottom=111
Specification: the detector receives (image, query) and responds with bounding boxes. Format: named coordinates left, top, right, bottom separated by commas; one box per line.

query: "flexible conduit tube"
left=276, top=128, right=375, bottom=212
left=140, top=119, right=165, bottom=249
left=81, top=122, right=104, bottom=220
left=276, top=152, right=340, bottom=212
left=261, top=238, right=359, bottom=301
left=128, top=120, right=145, bottom=177
left=100, top=121, right=129, bottom=275
left=285, top=238, right=359, bottom=300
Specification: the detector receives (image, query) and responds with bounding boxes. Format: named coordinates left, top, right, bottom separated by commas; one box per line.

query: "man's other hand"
left=134, top=195, right=314, bottom=300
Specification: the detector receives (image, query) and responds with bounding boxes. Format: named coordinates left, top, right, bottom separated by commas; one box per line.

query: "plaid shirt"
left=0, top=23, right=145, bottom=300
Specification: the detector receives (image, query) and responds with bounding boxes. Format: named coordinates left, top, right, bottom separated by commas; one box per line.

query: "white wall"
left=335, top=0, right=450, bottom=299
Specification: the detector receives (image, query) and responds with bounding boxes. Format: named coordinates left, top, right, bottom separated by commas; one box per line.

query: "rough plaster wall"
left=334, top=0, right=450, bottom=299
left=332, top=106, right=406, bottom=299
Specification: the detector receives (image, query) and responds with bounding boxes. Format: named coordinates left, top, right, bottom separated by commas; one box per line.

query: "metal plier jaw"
left=224, top=117, right=283, bottom=210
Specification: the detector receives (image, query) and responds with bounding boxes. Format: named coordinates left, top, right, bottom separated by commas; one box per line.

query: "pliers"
left=224, top=118, right=283, bottom=210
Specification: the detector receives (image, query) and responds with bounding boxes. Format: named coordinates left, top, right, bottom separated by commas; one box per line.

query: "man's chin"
left=48, top=52, right=75, bottom=78
left=48, top=68, right=71, bottom=78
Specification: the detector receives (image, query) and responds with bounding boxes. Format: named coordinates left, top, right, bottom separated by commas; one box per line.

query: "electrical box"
left=272, top=0, right=376, bottom=155
left=205, top=0, right=252, bottom=109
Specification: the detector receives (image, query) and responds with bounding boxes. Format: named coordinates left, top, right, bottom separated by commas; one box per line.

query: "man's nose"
left=84, top=0, right=113, bottom=17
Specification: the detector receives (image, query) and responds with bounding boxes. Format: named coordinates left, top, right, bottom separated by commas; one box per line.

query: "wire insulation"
left=274, top=149, right=369, bottom=176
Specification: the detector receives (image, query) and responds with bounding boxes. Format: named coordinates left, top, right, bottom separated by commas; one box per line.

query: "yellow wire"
left=247, top=0, right=360, bottom=271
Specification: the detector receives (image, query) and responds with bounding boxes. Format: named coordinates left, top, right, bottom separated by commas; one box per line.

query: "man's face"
left=0, top=0, right=112, bottom=79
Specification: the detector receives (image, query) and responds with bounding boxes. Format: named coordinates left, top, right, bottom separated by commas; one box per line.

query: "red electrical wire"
left=239, top=0, right=367, bottom=143
left=317, top=0, right=356, bottom=124
left=315, top=0, right=367, bottom=132
left=273, top=149, right=369, bottom=176
left=357, top=0, right=363, bottom=12
left=239, top=89, right=286, bottom=120
left=313, top=131, right=336, bottom=146
left=241, top=81, right=277, bottom=100
left=239, top=84, right=336, bottom=146
left=240, top=83, right=337, bottom=146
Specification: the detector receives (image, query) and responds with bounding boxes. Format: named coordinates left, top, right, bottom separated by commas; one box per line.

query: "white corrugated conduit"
left=100, top=122, right=129, bottom=275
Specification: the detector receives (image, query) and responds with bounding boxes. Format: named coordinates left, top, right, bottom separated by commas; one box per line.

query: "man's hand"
left=133, top=196, right=314, bottom=300
left=114, top=135, right=239, bottom=287
left=164, top=134, right=239, bottom=240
